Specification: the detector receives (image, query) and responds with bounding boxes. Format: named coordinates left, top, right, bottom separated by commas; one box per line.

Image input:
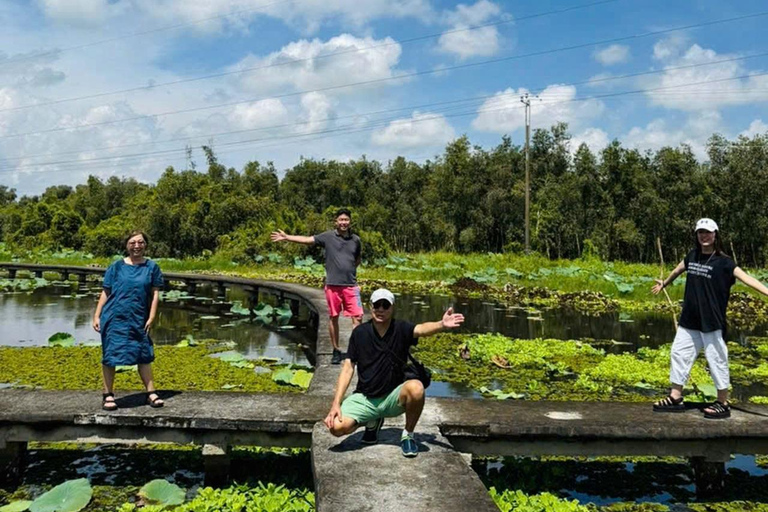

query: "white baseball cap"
left=694, top=218, right=719, bottom=232
left=370, top=288, right=395, bottom=305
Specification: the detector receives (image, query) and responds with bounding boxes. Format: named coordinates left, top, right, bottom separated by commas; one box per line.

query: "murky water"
left=390, top=293, right=768, bottom=350
left=0, top=282, right=315, bottom=365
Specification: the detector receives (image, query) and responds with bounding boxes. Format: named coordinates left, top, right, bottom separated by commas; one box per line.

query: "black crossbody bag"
left=386, top=345, right=432, bottom=389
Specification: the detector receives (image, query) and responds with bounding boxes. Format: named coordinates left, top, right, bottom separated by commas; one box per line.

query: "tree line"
left=1, top=125, right=767, bottom=266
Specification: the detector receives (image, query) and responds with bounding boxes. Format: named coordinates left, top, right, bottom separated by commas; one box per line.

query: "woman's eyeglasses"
left=372, top=300, right=391, bottom=310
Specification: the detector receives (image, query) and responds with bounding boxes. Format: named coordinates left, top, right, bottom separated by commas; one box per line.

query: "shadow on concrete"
left=329, top=428, right=453, bottom=454
left=114, top=390, right=183, bottom=409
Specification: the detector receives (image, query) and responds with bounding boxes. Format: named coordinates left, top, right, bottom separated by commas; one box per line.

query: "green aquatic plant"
left=0, top=347, right=298, bottom=393
left=138, top=480, right=185, bottom=507
left=29, top=479, right=92, bottom=512
left=47, top=333, right=75, bottom=348
left=489, top=489, right=589, bottom=512
left=272, top=368, right=313, bottom=389
left=0, top=501, right=32, bottom=512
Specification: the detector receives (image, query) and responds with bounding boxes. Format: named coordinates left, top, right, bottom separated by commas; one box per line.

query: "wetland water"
left=0, top=281, right=315, bottom=365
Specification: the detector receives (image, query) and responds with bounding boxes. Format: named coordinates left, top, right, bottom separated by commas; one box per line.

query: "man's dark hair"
left=335, top=208, right=352, bottom=219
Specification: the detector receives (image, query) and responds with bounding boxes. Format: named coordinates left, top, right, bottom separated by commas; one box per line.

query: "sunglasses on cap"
left=372, top=300, right=392, bottom=310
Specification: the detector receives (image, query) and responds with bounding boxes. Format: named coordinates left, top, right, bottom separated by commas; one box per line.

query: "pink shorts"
left=324, top=285, right=363, bottom=318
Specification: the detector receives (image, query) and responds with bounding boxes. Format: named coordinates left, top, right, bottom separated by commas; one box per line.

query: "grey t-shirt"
left=314, top=230, right=361, bottom=286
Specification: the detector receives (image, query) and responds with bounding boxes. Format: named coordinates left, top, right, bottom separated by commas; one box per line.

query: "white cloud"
left=372, top=111, right=455, bottom=148
left=741, top=119, right=768, bottom=138
left=622, top=110, right=722, bottom=159
left=131, top=0, right=434, bottom=35
left=472, top=84, right=604, bottom=133
left=227, top=99, right=290, bottom=130
left=298, top=92, right=333, bottom=134
left=35, top=0, right=121, bottom=26
left=653, top=35, right=688, bottom=61
left=644, top=42, right=768, bottom=111
left=438, top=1, right=503, bottom=60
left=594, top=44, right=629, bottom=66
left=571, top=127, right=609, bottom=153
left=231, top=34, right=404, bottom=96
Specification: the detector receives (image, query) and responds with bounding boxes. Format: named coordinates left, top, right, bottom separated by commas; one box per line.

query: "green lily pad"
left=272, top=368, right=294, bottom=385
left=217, top=352, right=245, bottom=363
left=138, top=479, right=185, bottom=507
left=253, top=303, right=274, bottom=317
left=48, top=333, right=75, bottom=348
left=30, top=478, right=92, bottom=512
left=229, top=301, right=250, bottom=316
left=290, top=369, right=313, bottom=389
left=0, top=501, right=33, bottom=512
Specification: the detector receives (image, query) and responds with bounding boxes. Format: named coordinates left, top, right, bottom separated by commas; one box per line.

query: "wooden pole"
left=730, top=240, right=738, bottom=266
left=657, top=237, right=678, bottom=331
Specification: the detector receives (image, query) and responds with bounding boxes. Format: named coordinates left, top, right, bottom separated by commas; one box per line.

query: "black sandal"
left=102, top=392, right=118, bottom=411
left=703, top=400, right=731, bottom=419
left=147, top=392, right=164, bottom=408
left=653, top=394, right=685, bottom=412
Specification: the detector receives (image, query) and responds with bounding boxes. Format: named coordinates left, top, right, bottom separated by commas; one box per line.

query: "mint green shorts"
left=340, top=384, right=406, bottom=425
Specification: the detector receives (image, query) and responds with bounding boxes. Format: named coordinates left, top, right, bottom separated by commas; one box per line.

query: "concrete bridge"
left=2, top=263, right=768, bottom=510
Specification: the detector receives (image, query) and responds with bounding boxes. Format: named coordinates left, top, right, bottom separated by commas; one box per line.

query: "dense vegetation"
left=3, top=126, right=768, bottom=265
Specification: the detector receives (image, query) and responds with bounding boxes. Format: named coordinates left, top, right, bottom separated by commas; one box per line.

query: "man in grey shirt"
left=271, top=209, right=363, bottom=364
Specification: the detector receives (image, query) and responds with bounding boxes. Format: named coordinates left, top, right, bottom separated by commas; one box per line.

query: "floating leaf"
left=253, top=303, right=274, bottom=317
left=229, top=301, right=250, bottom=316
left=30, top=478, right=92, bottom=512
left=633, top=382, right=654, bottom=389
left=274, top=303, right=293, bottom=318
left=272, top=368, right=294, bottom=385
left=230, top=361, right=254, bottom=369
left=0, top=501, right=33, bottom=512
left=217, top=352, right=245, bottom=363
left=199, top=315, right=220, bottom=320
left=290, top=369, right=313, bottom=389
left=138, top=479, right=185, bottom=507
left=115, top=365, right=136, bottom=373
left=48, top=333, right=75, bottom=348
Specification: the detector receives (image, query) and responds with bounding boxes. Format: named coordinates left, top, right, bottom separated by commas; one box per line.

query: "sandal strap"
left=656, top=395, right=683, bottom=407
left=102, top=392, right=115, bottom=400
left=709, top=401, right=730, bottom=413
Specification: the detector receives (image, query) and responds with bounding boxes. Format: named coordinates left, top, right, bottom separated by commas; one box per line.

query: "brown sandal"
left=147, top=392, right=164, bottom=408
left=102, top=392, right=118, bottom=411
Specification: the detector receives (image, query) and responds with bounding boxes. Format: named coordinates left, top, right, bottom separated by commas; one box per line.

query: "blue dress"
left=100, top=259, right=164, bottom=367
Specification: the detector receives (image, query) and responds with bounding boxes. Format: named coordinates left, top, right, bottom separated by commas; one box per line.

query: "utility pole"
left=520, top=93, right=531, bottom=254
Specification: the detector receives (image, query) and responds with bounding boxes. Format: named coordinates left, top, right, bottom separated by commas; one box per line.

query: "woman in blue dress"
left=92, top=231, right=165, bottom=411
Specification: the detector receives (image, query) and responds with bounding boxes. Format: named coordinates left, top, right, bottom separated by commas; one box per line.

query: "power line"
left=3, top=49, right=767, bottom=164
left=1, top=5, right=766, bottom=130
left=4, top=70, right=768, bottom=174
left=0, top=0, right=625, bottom=111
left=0, top=0, right=301, bottom=67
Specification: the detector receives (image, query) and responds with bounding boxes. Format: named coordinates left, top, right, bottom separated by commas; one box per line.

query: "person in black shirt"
left=652, top=218, right=768, bottom=418
left=324, top=288, right=465, bottom=457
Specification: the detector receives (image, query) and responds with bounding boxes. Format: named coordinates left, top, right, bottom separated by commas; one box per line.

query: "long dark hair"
left=694, top=230, right=729, bottom=258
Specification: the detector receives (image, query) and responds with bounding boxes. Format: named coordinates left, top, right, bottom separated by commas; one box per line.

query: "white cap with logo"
left=694, top=218, right=719, bottom=232
left=370, top=288, right=395, bottom=305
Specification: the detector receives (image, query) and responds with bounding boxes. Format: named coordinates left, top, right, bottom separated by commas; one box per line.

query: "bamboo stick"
left=657, top=237, right=679, bottom=331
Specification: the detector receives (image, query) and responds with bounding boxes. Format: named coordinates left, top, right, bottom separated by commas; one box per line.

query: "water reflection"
left=0, top=283, right=314, bottom=366
left=390, top=293, right=768, bottom=350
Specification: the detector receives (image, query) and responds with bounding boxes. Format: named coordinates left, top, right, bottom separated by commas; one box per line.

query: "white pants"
left=669, top=327, right=730, bottom=390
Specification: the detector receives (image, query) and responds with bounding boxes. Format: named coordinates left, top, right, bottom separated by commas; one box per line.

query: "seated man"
left=323, top=288, right=464, bottom=457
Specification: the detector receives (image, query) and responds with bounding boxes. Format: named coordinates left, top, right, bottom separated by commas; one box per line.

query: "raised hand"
left=270, top=229, right=288, bottom=242
left=441, top=307, right=465, bottom=329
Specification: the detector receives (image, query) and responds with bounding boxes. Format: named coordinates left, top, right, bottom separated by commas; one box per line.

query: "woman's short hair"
left=124, top=230, right=149, bottom=246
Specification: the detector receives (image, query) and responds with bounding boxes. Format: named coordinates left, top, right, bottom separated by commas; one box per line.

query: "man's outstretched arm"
left=270, top=229, right=315, bottom=245
left=414, top=307, right=464, bottom=338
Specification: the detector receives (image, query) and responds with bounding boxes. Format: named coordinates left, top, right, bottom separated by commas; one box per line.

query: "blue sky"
left=1, top=0, right=767, bottom=194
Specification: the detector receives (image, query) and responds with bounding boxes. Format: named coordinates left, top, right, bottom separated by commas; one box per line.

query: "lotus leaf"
left=48, top=333, right=75, bottom=347
left=253, top=303, right=274, bottom=317
left=0, top=501, right=33, bottom=512
left=29, top=478, right=92, bottom=512
left=290, top=369, right=313, bottom=389
left=138, top=479, right=185, bottom=507
left=217, top=352, right=245, bottom=363
left=272, top=368, right=294, bottom=385
left=229, top=301, right=250, bottom=316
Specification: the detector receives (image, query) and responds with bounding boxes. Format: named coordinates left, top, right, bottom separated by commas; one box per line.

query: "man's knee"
left=329, top=419, right=356, bottom=437
left=403, top=380, right=425, bottom=401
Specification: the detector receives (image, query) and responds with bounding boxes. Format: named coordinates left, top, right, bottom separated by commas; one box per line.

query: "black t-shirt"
left=347, top=319, right=417, bottom=398
left=679, top=249, right=737, bottom=333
